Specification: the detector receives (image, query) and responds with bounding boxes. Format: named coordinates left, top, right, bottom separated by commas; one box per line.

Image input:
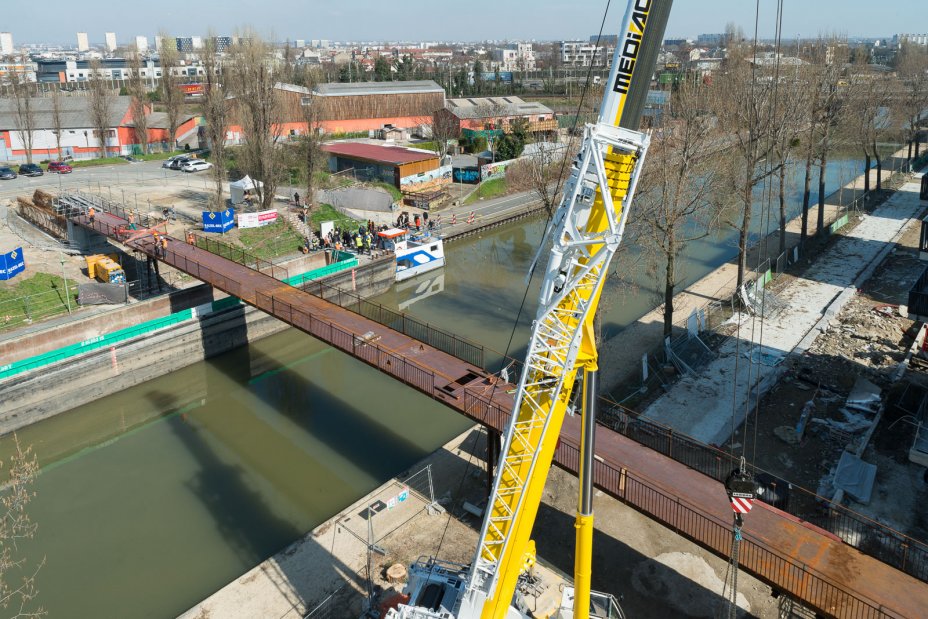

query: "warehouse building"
left=434, top=96, right=557, bottom=140
left=322, top=142, right=441, bottom=189
left=226, top=80, right=446, bottom=141
left=0, top=96, right=200, bottom=161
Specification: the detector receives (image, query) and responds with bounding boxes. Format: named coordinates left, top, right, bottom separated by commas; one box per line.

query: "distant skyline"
left=5, top=0, right=925, bottom=46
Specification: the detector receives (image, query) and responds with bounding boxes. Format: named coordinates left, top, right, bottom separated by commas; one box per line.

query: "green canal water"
left=0, top=154, right=870, bottom=617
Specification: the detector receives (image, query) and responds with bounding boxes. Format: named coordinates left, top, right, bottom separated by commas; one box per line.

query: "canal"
left=2, top=154, right=871, bottom=617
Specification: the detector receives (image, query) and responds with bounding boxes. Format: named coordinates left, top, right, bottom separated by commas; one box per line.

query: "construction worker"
left=364, top=232, right=372, bottom=254
left=160, top=236, right=168, bottom=257
left=354, top=233, right=363, bottom=254
left=152, top=231, right=161, bottom=257
left=88, top=206, right=95, bottom=224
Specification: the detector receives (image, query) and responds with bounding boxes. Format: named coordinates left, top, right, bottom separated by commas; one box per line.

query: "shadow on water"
left=147, top=388, right=371, bottom=612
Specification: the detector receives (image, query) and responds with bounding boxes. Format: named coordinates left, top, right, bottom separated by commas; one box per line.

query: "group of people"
left=395, top=211, right=433, bottom=232
left=306, top=220, right=396, bottom=256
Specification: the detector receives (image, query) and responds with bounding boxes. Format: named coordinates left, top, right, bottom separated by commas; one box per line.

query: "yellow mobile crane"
left=388, top=1, right=673, bottom=617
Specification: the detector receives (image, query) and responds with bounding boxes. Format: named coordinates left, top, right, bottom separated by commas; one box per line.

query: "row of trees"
left=526, top=38, right=928, bottom=338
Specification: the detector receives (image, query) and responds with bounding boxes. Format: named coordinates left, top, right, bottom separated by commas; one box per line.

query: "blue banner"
left=0, top=247, right=25, bottom=281
left=202, top=208, right=235, bottom=233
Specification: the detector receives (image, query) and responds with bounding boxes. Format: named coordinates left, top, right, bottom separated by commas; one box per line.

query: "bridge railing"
left=456, top=385, right=896, bottom=618
left=299, top=279, right=486, bottom=370
left=189, top=232, right=290, bottom=281
left=598, top=403, right=928, bottom=583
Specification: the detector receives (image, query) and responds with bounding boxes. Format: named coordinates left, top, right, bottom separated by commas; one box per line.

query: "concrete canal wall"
left=0, top=253, right=395, bottom=434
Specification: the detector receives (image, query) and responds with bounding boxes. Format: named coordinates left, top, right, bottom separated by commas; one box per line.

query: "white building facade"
left=0, top=32, right=13, bottom=56
left=105, top=32, right=117, bottom=52
left=77, top=32, right=89, bottom=52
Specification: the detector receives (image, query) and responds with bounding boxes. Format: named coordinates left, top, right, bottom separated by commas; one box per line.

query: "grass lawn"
left=236, top=220, right=306, bottom=261
left=136, top=150, right=185, bottom=162
left=309, top=203, right=362, bottom=231
left=464, top=177, right=508, bottom=204
left=0, top=272, right=78, bottom=331
left=370, top=182, right=403, bottom=201
left=68, top=157, right=130, bottom=168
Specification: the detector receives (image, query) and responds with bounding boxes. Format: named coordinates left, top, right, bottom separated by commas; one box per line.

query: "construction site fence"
left=188, top=232, right=291, bottom=281
left=298, top=278, right=486, bottom=370
left=598, top=404, right=928, bottom=584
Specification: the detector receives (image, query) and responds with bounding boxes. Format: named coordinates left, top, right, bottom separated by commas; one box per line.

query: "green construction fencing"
left=0, top=253, right=360, bottom=382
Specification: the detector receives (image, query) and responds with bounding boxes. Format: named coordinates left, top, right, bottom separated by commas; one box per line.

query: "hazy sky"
left=8, top=0, right=922, bottom=45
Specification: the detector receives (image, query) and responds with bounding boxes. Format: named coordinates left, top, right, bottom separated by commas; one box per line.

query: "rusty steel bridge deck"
left=76, top=210, right=926, bottom=618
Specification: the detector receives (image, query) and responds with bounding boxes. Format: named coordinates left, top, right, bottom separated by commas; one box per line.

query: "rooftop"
left=314, top=80, right=444, bottom=98
left=0, top=96, right=131, bottom=131
left=322, top=142, right=438, bottom=166
left=444, top=96, right=554, bottom=120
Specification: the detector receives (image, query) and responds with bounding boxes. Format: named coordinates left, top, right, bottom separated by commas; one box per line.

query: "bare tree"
left=843, top=65, right=892, bottom=194
left=159, top=32, right=184, bottom=152
left=126, top=46, right=149, bottom=154
left=771, top=68, right=810, bottom=256
left=9, top=71, right=36, bottom=164
left=199, top=34, right=228, bottom=210
left=87, top=59, right=114, bottom=159
left=895, top=43, right=928, bottom=164
left=812, top=40, right=848, bottom=236
left=639, top=79, right=725, bottom=335
left=429, top=109, right=459, bottom=162
left=49, top=89, right=64, bottom=160
left=298, top=80, right=324, bottom=210
left=712, top=45, right=778, bottom=287
left=227, top=32, right=284, bottom=210
left=0, top=434, right=45, bottom=619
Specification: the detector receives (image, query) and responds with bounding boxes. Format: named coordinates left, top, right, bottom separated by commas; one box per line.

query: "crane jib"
left=613, top=0, right=651, bottom=95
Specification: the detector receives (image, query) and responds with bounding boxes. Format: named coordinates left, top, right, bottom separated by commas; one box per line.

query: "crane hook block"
left=725, top=468, right=756, bottom=524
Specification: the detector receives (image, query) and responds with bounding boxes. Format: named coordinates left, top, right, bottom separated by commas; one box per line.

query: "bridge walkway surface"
left=73, top=209, right=927, bottom=618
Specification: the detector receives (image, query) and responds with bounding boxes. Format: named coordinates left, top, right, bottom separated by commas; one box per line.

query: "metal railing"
left=189, top=232, right=290, bottom=281
left=597, top=404, right=928, bottom=584
left=299, top=278, right=486, bottom=370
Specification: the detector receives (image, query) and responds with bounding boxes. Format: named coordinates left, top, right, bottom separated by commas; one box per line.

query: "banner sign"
left=0, top=247, right=25, bottom=280
left=202, top=208, right=235, bottom=233
left=237, top=209, right=278, bottom=229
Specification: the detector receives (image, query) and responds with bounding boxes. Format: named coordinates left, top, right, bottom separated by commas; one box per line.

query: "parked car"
left=163, top=155, right=189, bottom=169
left=48, top=161, right=73, bottom=174
left=18, top=163, right=43, bottom=177
left=0, top=167, right=17, bottom=180
left=181, top=160, right=212, bottom=173
left=167, top=157, right=192, bottom=170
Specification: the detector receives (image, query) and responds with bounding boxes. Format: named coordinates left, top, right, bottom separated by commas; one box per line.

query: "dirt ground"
left=722, top=214, right=928, bottom=546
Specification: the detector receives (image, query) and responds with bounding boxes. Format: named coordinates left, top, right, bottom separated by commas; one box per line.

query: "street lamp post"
left=60, top=255, right=72, bottom=314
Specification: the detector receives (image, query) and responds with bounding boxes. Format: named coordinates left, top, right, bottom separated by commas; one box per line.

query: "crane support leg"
left=486, top=429, right=499, bottom=500
left=574, top=367, right=598, bottom=619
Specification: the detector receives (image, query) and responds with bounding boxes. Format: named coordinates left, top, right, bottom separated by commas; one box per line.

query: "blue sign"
left=202, top=208, right=235, bottom=233
left=0, top=247, right=25, bottom=280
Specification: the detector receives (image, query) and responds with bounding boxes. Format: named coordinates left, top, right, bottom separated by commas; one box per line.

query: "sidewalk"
left=642, top=172, right=926, bottom=444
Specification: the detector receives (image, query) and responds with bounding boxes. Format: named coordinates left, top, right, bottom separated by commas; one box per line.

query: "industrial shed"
left=228, top=80, right=446, bottom=140
left=322, top=142, right=439, bottom=188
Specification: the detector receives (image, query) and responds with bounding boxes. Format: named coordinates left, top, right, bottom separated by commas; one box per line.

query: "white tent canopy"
left=229, top=175, right=264, bottom=205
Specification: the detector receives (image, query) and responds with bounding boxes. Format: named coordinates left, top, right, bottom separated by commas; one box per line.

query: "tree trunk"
left=875, top=154, right=882, bottom=191
left=737, top=172, right=752, bottom=288
left=916, top=136, right=922, bottom=158
left=778, top=163, right=787, bottom=257
left=663, top=237, right=675, bottom=338
left=863, top=154, right=870, bottom=194
left=816, top=152, right=827, bottom=236
left=908, top=140, right=913, bottom=161
left=801, top=152, right=812, bottom=246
